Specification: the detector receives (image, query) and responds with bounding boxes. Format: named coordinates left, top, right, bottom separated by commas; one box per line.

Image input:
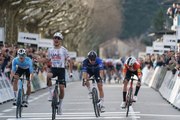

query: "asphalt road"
left=0, top=80, right=179, bottom=120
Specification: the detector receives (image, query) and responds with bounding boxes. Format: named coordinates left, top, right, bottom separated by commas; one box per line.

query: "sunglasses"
left=89, top=59, right=96, bottom=62
left=19, top=55, right=26, bottom=58
left=53, top=36, right=62, bottom=40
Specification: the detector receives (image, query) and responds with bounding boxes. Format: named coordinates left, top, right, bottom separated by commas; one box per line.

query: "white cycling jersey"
left=48, top=46, right=70, bottom=68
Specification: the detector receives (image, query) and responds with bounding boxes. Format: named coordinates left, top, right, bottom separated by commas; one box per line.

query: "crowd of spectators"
left=167, top=3, right=180, bottom=18
left=142, top=50, right=180, bottom=76
left=0, top=44, right=49, bottom=80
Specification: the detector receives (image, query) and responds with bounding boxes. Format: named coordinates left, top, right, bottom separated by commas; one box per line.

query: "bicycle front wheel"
left=92, top=88, right=100, bottom=117
left=126, top=88, right=133, bottom=117
left=16, top=90, right=23, bottom=118
left=52, top=89, right=58, bottom=120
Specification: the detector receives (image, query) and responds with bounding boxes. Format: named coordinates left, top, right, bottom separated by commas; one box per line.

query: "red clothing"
left=123, top=61, right=142, bottom=78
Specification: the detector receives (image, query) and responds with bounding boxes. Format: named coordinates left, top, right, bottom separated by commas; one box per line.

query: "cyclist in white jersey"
left=46, top=32, right=73, bottom=115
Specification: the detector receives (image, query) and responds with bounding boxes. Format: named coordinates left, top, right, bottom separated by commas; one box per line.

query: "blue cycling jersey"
left=12, top=57, right=33, bottom=74
left=82, top=57, right=104, bottom=72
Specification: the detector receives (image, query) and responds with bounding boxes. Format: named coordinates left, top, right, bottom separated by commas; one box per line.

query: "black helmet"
left=88, top=50, right=97, bottom=61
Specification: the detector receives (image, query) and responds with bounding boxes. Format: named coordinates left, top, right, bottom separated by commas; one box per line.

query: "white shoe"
left=57, top=105, right=62, bottom=115
left=88, top=92, right=92, bottom=99
left=121, top=101, right=126, bottom=108
left=48, top=95, right=52, bottom=101
left=133, top=96, right=138, bottom=102
left=100, top=105, right=105, bottom=112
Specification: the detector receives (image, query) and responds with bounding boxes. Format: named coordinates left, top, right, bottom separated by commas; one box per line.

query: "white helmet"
left=53, top=32, right=63, bottom=40
left=125, top=56, right=136, bottom=66
left=18, top=48, right=26, bottom=56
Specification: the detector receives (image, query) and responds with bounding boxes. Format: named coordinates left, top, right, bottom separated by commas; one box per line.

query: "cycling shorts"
left=50, top=68, right=66, bottom=87
left=15, top=67, right=30, bottom=80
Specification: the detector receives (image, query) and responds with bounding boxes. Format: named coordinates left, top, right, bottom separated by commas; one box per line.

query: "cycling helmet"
left=126, top=56, right=136, bottom=66
left=53, top=32, right=63, bottom=40
left=88, top=50, right=97, bottom=61
left=17, top=48, right=26, bottom=57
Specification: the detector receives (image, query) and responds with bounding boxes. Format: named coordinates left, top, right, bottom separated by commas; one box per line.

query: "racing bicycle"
left=126, top=75, right=136, bottom=117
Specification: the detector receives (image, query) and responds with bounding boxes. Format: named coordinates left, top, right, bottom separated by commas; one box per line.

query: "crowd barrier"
left=0, top=74, right=14, bottom=103
left=0, top=70, right=80, bottom=104
left=142, top=66, right=180, bottom=110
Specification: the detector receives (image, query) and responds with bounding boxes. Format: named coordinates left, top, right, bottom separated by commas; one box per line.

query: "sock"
left=134, top=86, right=140, bottom=96
left=48, top=86, right=52, bottom=96
left=26, top=95, right=29, bottom=101
left=59, top=99, right=63, bottom=107
left=100, top=97, right=104, bottom=105
left=14, top=91, right=17, bottom=99
left=87, top=87, right=91, bottom=92
left=123, top=91, right=127, bottom=102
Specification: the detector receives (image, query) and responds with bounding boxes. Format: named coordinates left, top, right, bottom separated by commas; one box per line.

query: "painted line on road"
left=17, top=111, right=140, bottom=115
left=0, top=113, right=4, bottom=116
left=136, top=113, right=180, bottom=117
left=5, top=116, right=140, bottom=120
left=28, top=92, right=49, bottom=103
left=129, top=106, right=138, bottom=120
left=2, top=109, right=13, bottom=112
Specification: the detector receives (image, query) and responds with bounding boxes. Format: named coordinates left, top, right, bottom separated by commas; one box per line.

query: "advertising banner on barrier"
left=169, top=73, right=180, bottom=104
left=173, top=91, right=180, bottom=109
left=0, top=79, right=3, bottom=103
left=32, top=73, right=41, bottom=91
left=38, top=71, right=47, bottom=88
left=159, top=71, right=174, bottom=100
left=0, top=77, right=9, bottom=102
left=1, top=74, right=14, bottom=100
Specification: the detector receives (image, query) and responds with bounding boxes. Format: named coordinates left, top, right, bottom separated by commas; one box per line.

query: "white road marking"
left=136, top=113, right=180, bottom=117
left=2, top=109, right=13, bottom=112
left=0, top=113, right=4, bottom=116
left=3, top=112, right=180, bottom=120
left=1, top=111, right=141, bottom=119
left=28, top=92, right=49, bottom=103
left=129, top=106, right=138, bottom=120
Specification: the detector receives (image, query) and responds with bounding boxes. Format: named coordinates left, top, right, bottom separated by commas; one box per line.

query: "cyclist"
left=46, top=32, right=73, bottom=115
left=121, top=56, right=142, bottom=108
left=11, top=48, right=34, bottom=107
left=82, top=50, right=105, bottom=112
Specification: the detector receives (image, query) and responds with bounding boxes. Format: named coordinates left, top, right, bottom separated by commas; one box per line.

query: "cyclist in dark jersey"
left=82, top=50, right=105, bottom=112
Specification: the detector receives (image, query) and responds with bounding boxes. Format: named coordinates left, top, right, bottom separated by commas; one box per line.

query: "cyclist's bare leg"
left=13, top=78, right=18, bottom=98
left=134, top=81, right=141, bottom=96
left=47, top=73, right=53, bottom=99
left=123, top=79, right=128, bottom=102
left=85, top=81, right=91, bottom=92
left=97, top=82, right=104, bottom=99
left=59, top=84, right=65, bottom=99
left=47, top=73, right=53, bottom=87
left=26, top=81, right=31, bottom=96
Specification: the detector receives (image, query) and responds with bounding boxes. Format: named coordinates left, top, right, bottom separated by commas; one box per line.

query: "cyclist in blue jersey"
left=82, top=50, right=105, bottom=112
left=11, top=48, right=34, bottom=107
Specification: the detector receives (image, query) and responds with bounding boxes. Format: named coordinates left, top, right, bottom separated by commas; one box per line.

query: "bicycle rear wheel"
left=126, top=88, right=132, bottom=117
left=16, top=90, right=22, bottom=118
left=52, top=88, right=58, bottom=120
left=92, top=88, right=100, bottom=117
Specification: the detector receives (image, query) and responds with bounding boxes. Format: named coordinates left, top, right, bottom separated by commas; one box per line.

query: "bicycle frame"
left=88, top=76, right=101, bottom=117
left=52, top=80, right=59, bottom=120
left=16, top=77, right=25, bottom=118
left=126, top=75, right=136, bottom=117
